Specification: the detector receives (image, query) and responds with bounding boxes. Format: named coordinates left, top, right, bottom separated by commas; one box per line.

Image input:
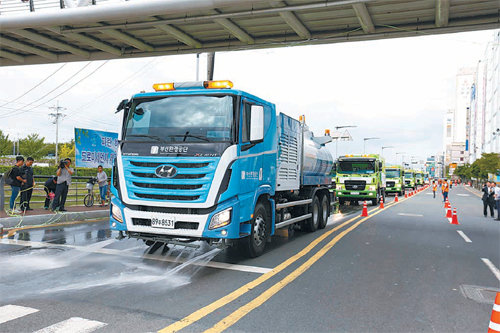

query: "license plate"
left=151, top=216, right=175, bottom=229
left=350, top=192, right=359, bottom=195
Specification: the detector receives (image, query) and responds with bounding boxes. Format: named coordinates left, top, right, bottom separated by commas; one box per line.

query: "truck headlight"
left=209, top=208, right=232, bottom=230
left=369, top=185, right=376, bottom=191
left=336, top=184, right=342, bottom=190
left=111, top=204, right=123, bottom=223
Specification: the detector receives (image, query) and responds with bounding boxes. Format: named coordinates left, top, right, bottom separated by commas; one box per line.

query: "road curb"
left=0, top=210, right=108, bottom=229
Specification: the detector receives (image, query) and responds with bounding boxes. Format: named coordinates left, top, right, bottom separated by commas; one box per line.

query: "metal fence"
left=0, top=0, right=130, bottom=15
left=1, top=174, right=104, bottom=210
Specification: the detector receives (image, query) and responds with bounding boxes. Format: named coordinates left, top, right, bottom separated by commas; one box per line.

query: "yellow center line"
left=203, top=204, right=394, bottom=333
left=158, top=197, right=408, bottom=333
left=462, top=185, right=482, bottom=198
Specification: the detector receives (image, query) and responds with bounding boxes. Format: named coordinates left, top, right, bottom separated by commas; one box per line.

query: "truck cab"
left=109, top=80, right=334, bottom=257
left=335, top=154, right=386, bottom=206
left=415, top=171, right=424, bottom=187
left=404, top=170, right=416, bottom=190
left=385, top=165, right=405, bottom=196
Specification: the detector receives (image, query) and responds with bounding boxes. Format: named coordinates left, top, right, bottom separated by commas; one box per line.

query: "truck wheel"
left=305, top=195, right=320, bottom=232
left=371, top=190, right=380, bottom=206
left=239, top=202, right=269, bottom=258
left=318, top=194, right=329, bottom=229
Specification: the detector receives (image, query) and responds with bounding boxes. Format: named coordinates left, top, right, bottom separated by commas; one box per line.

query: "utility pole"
left=48, top=101, right=66, bottom=165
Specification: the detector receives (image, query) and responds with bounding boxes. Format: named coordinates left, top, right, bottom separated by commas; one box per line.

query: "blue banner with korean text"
left=74, top=128, right=118, bottom=168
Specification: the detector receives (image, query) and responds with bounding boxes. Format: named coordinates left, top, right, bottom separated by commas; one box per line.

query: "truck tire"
left=371, top=189, right=380, bottom=206
left=239, top=202, right=270, bottom=258
left=318, top=194, right=329, bottom=229
left=305, top=195, right=320, bottom=232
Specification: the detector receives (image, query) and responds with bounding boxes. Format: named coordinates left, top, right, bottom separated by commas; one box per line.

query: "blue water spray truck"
left=110, top=80, right=334, bottom=257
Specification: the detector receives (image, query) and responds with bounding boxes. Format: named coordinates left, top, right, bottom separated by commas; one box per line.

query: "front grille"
left=134, top=193, right=200, bottom=201
left=131, top=172, right=206, bottom=179
left=132, top=182, right=202, bottom=190
left=345, top=180, right=366, bottom=191
left=405, top=180, right=411, bottom=185
left=130, top=161, right=209, bottom=168
left=387, top=181, right=395, bottom=187
left=132, top=218, right=199, bottom=230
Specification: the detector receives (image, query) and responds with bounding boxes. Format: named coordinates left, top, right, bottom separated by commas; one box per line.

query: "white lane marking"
left=0, top=239, right=272, bottom=274
left=0, top=305, right=39, bottom=324
left=457, top=194, right=470, bottom=197
left=481, top=258, right=500, bottom=281
left=425, top=193, right=434, bottom=195
left=456, top=230, right=472, bottom=243
left=33, top=317, right=107, bottom=333
left=397, top=213, right=423, bottom=217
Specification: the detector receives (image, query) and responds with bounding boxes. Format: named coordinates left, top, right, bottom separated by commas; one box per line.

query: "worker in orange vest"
left=432, top=181, right=438, bottom=198
left=441, top=180, right=449, bottom=202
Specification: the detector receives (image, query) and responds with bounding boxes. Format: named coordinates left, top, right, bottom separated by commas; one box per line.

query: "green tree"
left=0, top=130, right=12, bottom=156
left=19, top=133, right=49, bottom=160
left=59, top=140, right=75, bottom=160
left=476, top=153, right=500, bottom=176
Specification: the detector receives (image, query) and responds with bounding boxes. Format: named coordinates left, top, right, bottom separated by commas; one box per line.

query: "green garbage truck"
left=335, top=154, right=386, bottom=206
left=385, top=165, right=405, bottom=196
left=404, top=169, right=416, bottom=190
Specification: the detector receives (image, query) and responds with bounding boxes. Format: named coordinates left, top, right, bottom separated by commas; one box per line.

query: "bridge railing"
left=0, top=0, right=130, bottom=15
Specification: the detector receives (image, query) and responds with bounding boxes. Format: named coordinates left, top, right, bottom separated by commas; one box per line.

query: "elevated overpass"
left=0, top=0, right=498, bottom=66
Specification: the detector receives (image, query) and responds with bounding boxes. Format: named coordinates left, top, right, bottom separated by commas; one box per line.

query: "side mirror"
left=379, top=161, right=383, bottom=169
left=250, top=105, right=264, bottom=142
left=116, top=99, right=129, bottom=113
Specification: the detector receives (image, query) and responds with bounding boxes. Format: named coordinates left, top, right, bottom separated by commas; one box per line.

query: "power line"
left=0, top=62, right=92, bottom=117
left=0, top=63, right=67, bottom=109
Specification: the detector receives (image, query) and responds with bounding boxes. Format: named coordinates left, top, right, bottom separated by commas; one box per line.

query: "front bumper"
left=109, top=196, right=242, bottom=240
left=336, top=190, right=377, bottom=198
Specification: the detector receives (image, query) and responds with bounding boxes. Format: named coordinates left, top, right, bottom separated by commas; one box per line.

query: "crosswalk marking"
left=33, top=317, right=107, bottom=333
left=0, top=305, right=39, bottom=324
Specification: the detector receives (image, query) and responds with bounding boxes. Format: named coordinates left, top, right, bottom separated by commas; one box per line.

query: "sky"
left=0, top=28, right=498, bottom=165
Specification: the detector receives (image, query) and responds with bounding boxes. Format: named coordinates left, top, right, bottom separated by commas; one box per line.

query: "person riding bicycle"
left=96, top=165, right=108, bottom=207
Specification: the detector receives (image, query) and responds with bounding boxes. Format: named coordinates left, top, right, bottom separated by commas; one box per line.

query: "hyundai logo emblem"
left=353, top=185, right=358, bottom=189
left=155, top=165, right=177, bottom=178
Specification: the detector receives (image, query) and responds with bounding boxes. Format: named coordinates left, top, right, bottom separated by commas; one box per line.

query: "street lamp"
left=334, top=125, right=357, bottom=158
left=363, top=137, right=380, bottom=154
left=381, top=145, right=394, bottom=157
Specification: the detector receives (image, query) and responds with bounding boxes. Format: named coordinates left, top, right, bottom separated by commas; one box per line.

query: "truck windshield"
left=416, top=174, right=423, bottom=179
left=338, top=161, right=375, bottom=174
left=124, top=95, right=234, bottom=143
left=386, top=169, right=400, bottom=178
left=404, top=172, right=413, bottom=178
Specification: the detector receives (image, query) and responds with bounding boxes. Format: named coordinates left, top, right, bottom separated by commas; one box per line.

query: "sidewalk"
left=0, top=205, right=109, bottom=229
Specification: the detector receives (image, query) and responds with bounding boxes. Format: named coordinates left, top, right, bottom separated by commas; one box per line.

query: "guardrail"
left=0, top=0, right=130, bottom=15
left=1, top=173, right=106, bottom=211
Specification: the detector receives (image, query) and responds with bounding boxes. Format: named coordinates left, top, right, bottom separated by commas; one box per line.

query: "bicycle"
left=83, top=177, right=97, bottom=207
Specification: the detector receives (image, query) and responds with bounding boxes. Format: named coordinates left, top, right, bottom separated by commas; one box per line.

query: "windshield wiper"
left=169, top=133, right=212, bottom=142
left=123, top=134, right=168, bottom=143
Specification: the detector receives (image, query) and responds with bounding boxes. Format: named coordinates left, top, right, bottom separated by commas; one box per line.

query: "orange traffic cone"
left=450, top=208, right=459, bottom=225
left=446, top=206, right=452, bottom=218
left=395, top=194, right=399, bottom=202
left=404, top=192, right=408, bottom=198
left=488, top=292, right=500, bottom=333
left=444, top=198, right=450, bottom=209
left=379, top=197, right=384, bottom=209
left=361, top=201, right=368, bottom=217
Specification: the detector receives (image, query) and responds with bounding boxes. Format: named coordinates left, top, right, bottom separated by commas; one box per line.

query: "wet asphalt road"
left=0, top=186, right=499, bottom=333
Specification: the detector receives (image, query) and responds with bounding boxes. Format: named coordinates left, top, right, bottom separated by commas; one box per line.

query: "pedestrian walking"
left=96, top=165, right=108, bottom=207
left=5, top=156, right=27, bottom=213
left=494, top=182, right=500, bottom=221
left=482, top=181, right=495, bottom=218
left=43, top=176, right=57, bottom=210
left=20, top=157, right=35, bottom=211
left=441, top=180, right=449, bottom=202
left=51, top=158, right=74, bottom=212
left=432, top=181, right=438, bottom=198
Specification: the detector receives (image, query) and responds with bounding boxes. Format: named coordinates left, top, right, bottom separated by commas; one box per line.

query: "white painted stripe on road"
left=0, top=305, right=39, bottom=324
left=0, top=239, right=272, bottom=274
left=481, top=258, right=500, bottom=281
left=33, top=317, right=107, bottom=333
left=397, top=213, right=423, bottom=217
left=456, top=194, right=470, bottom=197
left=490, top=321, right=500, bottom=332
left=456, top=230, right=472, bottom=243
